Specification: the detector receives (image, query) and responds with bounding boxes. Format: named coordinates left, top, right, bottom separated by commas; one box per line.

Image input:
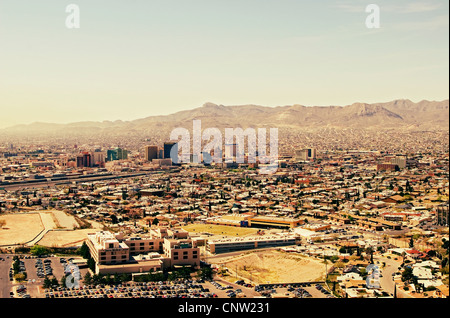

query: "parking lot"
left=0, top=254, right=89, bottom=298
left=44, top=280, right=220, bottom=299
left=255, top=282, right=334, bottom=298
left=208, top=279, right=260, bottom=298
left=2, top=253, right=335, bottom=299
left=0, top=254, right=14, bottom=298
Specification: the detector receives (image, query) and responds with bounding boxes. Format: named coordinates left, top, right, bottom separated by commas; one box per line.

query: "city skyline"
left=0, top=0, right=449, bottom=129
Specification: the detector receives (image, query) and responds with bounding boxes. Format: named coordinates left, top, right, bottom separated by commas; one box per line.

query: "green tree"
left=12, top=258, right=21, bottom=274
left=119, top=273, right=131, bottom=283
left=30, top=245, right=50, bottom=257
left=78, top=241, right=90, bottom=259
left=84, top=272, right=92, bottom=285
left=14, top=273, right=26, bottom=282
left=197, top=266, right=213, bottom=280
left=50, top=277, right=59, bottom=287
left=43, top=276, right=52, bottom=289
left=402, top=267, right=415, bottom=283
left=60, top=275, right=67, bottom=288
left=87, top=257, right=96, bottom=272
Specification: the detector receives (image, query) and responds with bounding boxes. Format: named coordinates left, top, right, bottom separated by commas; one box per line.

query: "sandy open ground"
left=0, top=211, right=104, bottom=247
left=214, top=250, right=327, bottom=284
left=37, top=228, right=101, bottom=247
left=51, top=210, right=79, bottom=229
left=0, top=213, right=44, bottom=246
left=182, top=224, right=259, bottom=237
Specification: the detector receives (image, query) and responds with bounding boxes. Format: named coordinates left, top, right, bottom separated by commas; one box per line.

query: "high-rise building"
left=390, top=156, right=407, bottom=169
left=295, top=148, right=316, bottom=161
left=107, top=148, right=128, bottom=161
left=307, top=148, right=316, bottom=159
left=76, top=155, right=84, bottom=168
left=82, top=152, right=92, bottom=167
left=75, top=152, right=92, bottom=168
left=92, top=151, right=106, bottom=166
left=164, top=142, right=178, bottom=163
left=144, top=146, right=159, bottom=162
left=107, top=150, right=117, bottom=162
left=116, top=148, right=128, bottom=160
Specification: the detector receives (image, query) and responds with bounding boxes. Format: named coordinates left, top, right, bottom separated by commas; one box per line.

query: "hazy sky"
left=0, top=0, right=448, bottom=128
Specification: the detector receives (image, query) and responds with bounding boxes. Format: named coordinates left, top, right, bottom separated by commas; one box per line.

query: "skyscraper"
left=107, top=149, right=118, bottom=162
left=76, top=155, right=84, bottom=168
left=144, top=146, right=159, bottom=162
left=116, top=148, right=128, bottom=160
left=164, top=142, right=178, bottom=163
left=76, top=152, right=92, bottom=168
left=82, top=152, right=92, bottom=167
left=107, top=148, right=128, bottom=161
left=92, top=150, right=106, bottom=166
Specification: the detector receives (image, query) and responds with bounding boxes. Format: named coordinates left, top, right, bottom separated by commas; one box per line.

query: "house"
left=412, top=266, right=433, bottom=280
left=337, top=272, right=364, bottom=282
left=383, top=195, right=405, bottom=204
left=343, top=265, right=360, bottom=274
left=413, top=260, right=440, bottom=270
left=340, top=280, right=371, bottom=298
left=406, top=249, right=425, bottom=259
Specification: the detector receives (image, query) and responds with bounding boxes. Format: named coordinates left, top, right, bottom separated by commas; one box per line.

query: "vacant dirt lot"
left=214, top=250, right=327, bottom=284
left=37, top=216, right=104, bottom=247
left=182, top=224, right=259, bottom=237
left=51, top=210, right=79, bottom=229
left=37, top=229, right=99, bottom=247
left=0, top=211, right=104, bottom=247
left=0, top=213, right=44, bottom=246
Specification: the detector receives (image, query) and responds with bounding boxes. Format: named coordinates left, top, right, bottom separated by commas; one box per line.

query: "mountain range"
left=2, top=99, right=449, bottom=136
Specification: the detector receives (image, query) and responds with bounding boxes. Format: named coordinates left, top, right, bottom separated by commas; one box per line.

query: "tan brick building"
left=86, top=228, right=200, bottom=274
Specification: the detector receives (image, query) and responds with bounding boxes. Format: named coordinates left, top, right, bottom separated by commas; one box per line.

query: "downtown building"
left=144, top=145, right=159, bottom=162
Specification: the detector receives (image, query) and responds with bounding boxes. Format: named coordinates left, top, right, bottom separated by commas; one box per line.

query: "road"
left=375, top=256, right=399, bottom=295
left=375, top=256, right=413, bottom=298
left=0, top=172, right=154, bottom=191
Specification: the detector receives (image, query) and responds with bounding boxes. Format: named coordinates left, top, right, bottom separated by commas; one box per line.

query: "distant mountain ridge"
left=3, top=99, right=449, bottom=136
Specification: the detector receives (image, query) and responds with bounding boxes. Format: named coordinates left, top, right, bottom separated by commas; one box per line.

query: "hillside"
left=2, top=99, right=448, bottom=137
